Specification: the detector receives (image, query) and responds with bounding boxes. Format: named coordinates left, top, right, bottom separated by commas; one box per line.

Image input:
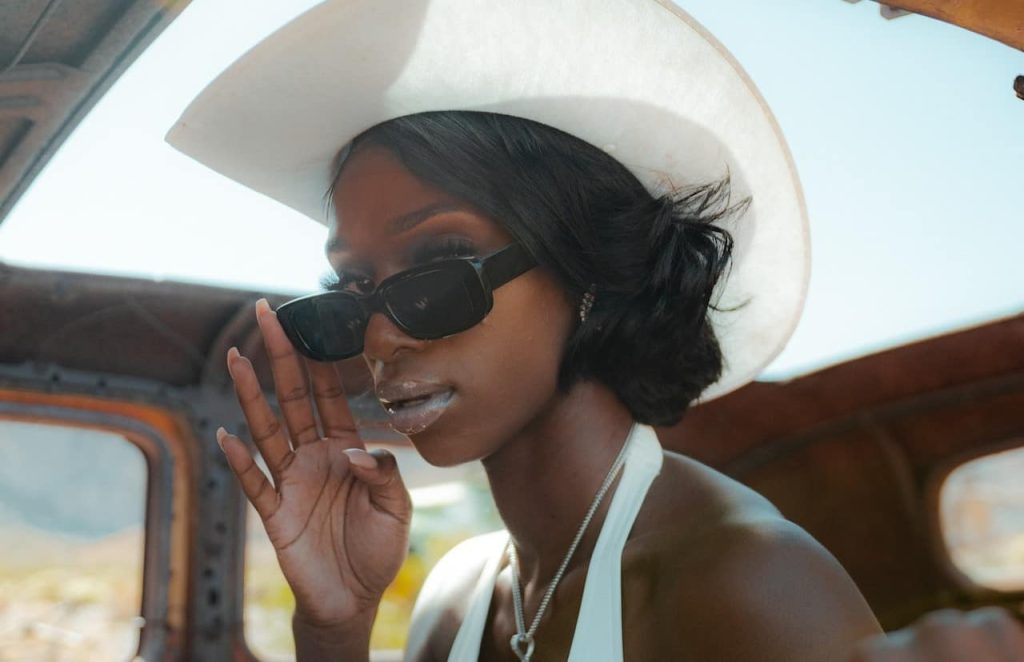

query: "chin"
left=403, top=424, right=470, bottom=468
left=403, top=419, right=493, bottom=468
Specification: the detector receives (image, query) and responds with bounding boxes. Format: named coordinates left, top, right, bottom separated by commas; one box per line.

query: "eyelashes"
left=320, top=270, right=373, bottom=295
left=321, top=236, right=480, bottom=293
left=411, top=236, right=477, bottom=262
left=319, top=272, right=340, bottom=290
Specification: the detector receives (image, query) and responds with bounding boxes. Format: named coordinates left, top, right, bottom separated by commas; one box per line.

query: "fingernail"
left=226, top=347, right=239, bottom=377
left=344, top=448, right=378, bottom=469
left=215, top=426, right=227, bottom=451
left=255, top=298, right=274, bottom=323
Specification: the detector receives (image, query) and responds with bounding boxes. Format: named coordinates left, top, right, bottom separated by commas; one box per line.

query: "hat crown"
left=167, top=0, right=809, bottom=400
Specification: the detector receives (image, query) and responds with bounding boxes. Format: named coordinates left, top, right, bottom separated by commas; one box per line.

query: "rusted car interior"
left=1, top=0, right=1022, bottom=659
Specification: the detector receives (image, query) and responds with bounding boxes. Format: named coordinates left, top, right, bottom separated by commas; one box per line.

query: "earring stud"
left=579, top=288, right=596, bottom=323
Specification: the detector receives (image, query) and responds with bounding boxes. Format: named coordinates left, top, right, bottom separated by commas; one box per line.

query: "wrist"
left=293, top=603, right=379, bottom=661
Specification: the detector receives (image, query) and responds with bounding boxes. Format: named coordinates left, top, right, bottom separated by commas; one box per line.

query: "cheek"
left=450, top=273, right=573, bottom=432
left=402, top=271, right=574, bottom=465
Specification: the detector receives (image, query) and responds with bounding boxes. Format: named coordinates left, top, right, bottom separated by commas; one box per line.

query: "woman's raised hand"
left=217, top=298, right=412, bottom=629
left=849, top=607, right=1024, bottom=661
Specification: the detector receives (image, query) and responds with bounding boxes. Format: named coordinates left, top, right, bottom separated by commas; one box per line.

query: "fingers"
left=850, top=607, right=1024, bottom=662
left=227, top=346, right=292, bottom=481
left=306, top=359, right=360, bottom=443
left=217, top=427, right=278, bottom=521
left=849, top=633, right=911, bottom=662
left=343, top=448, right=412, bottom=521
left=965, top=607, right=1024, bottom=655
left=256, top=298, right=320, bottom=447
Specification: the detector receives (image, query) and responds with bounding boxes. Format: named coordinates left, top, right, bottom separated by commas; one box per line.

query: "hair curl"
left=335, top=111, right=744, bottom=426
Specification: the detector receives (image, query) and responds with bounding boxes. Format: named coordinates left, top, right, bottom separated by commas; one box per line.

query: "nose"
left=362, top=311, right=427, bottom=364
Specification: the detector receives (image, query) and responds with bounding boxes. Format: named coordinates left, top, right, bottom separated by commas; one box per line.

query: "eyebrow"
left=327, top=201, right=468, bottom=253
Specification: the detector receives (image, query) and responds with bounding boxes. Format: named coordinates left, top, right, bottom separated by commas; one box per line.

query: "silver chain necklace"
left=506, top=433, right=632, bottom=662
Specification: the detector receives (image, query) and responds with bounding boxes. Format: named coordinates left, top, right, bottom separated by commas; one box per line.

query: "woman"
left=216, top=112, right=880, bottom=661
left=169, top=1, right=1022, bottom=660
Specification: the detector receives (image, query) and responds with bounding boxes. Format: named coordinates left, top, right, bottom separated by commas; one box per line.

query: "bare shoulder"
left=625, top=451, right=882, bottom=661
left=404, top=530, right=505, bottom=662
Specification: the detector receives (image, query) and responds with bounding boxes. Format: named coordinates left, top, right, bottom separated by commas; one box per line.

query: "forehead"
left=327, top=146, right=458, bottom=249
left=326, top=145, right=511, bottom=258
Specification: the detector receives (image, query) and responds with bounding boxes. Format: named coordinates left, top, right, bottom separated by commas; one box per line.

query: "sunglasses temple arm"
left=481, top=244, right=537, bottom=289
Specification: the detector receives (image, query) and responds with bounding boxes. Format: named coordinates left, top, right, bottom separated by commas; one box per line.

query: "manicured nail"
left=344, top=448, right=378, bottom=469
left=255, top=298, right=274, bottom=325
left=216, top=427, right=227, bottom=451
left=226, top=347, right=240, bottom=378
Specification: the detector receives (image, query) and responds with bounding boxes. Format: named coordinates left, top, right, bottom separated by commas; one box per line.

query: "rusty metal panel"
left=880, top=0, right=1024, bottom=50
left=666, top=316, right=1024, bottom=627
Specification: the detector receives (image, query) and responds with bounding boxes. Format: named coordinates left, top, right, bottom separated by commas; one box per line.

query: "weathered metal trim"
left=0, top=363, right=248, bottom=659
left=0, top=0, right=194, bottom=224
left=723, top=370, right=1024, bottom=477
left=1, top=0, right=67, bottom=73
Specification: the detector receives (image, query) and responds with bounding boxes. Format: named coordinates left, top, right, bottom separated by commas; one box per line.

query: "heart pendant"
left=510, top=633, right=535, bottom=661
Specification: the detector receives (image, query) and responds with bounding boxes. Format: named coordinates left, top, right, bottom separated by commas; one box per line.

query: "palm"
left=265, top=437, right=409, bottom=624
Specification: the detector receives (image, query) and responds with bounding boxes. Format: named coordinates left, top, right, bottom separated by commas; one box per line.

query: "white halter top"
left=446, top=424, right=664, bottom=661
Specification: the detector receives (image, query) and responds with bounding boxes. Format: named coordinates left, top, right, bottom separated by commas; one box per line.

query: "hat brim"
left=166, top=0, right=809, bottom=401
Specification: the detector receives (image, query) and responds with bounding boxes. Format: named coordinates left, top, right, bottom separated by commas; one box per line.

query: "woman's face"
left=327, top=145, right=575, bottom=466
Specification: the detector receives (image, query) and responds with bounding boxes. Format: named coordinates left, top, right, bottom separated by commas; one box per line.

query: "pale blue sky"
left=0, top=0, right=1021, bottom=378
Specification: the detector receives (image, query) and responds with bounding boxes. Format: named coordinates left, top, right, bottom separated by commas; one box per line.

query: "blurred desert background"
left=0, top=421, right=145, bottom=661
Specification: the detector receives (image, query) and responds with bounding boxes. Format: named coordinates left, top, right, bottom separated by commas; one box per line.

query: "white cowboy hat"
left=166, top=0, right=809, bottom=401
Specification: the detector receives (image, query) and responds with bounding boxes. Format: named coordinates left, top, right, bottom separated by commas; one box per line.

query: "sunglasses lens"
left=281, top=293, right=366, bottom=360
left=385, top=265, right=487, bottom=338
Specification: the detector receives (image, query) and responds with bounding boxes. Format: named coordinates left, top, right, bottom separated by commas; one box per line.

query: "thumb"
left=343, top=448, right=411, bottom=517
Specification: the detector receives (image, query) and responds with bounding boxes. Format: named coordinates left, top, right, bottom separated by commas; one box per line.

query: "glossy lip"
left=376, top=379, right=456, bottom=435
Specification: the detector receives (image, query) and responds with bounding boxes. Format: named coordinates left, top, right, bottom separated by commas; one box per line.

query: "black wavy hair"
left=333, top=111, right=744, bottom=426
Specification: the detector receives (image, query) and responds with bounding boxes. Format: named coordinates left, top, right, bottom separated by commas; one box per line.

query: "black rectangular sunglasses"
left=276, top=243, right=537, bottom=361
